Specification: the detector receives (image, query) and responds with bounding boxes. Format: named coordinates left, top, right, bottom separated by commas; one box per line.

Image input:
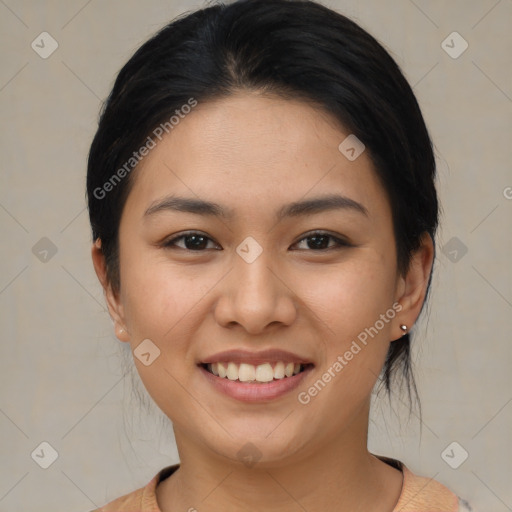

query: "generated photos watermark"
left=297, top=302, right=403, bottom=405
left=93, top=97, right=198, bottom=200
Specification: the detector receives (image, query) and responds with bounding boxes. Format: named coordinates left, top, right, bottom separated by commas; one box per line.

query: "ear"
left=393, top=232, right=435, bottom=340
left=91, top=238, right=130, bottom=343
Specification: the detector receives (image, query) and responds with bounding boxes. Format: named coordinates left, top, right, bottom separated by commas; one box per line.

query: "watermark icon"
left=236, top=236, right=263, bottom=263
left=32, top=237, right=58, bottom=263
left=503, top=186, right=512, bottom=200
left=338, top=134, right=365, bottom=161
left=93, top=98, right=198, bottom=200
left=236, top=442, right=262, bottom=468
left=441, top=441, right=469, bottom=469
left=133, top=339, right=161, bottom=366
left=441, top=236, right=468, bottom=263
left=31, top=32, right=59, bottom=59
left=31, top=441, right=59, bottom=469
left=297, top=302, right=402, bottom=404
left=441, top=31, right=468, bottom=59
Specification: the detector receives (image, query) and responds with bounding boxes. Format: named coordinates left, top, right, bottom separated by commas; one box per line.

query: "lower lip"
left=198, top=365, right=313, bottom=402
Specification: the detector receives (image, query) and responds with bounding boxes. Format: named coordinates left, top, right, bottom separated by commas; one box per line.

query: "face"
left=96, top=91, right=430, bottom=467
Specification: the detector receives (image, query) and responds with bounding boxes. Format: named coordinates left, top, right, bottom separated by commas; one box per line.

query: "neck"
left=156, top=405, right=403, bottom=512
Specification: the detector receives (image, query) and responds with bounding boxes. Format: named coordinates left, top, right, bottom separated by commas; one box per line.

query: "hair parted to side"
left=87, top=0, right=439, bottom=405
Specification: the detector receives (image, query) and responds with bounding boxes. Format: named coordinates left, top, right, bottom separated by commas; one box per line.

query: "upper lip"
left=200, top=349, right=313, bottom=366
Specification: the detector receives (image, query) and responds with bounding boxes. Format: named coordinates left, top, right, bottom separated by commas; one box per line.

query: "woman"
left=87, top=0, right=473, bottom=510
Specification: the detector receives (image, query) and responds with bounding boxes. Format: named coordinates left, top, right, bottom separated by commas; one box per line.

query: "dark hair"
left=87, top=0, right=438, bottom=402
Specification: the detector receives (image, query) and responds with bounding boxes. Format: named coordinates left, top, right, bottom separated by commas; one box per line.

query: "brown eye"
left=292, top=231, right=351, bottom=251
left=164, top=232, right=220, bottom=251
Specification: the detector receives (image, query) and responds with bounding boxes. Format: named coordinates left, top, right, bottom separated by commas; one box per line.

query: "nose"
left=213, top=248, right=297, bottom=334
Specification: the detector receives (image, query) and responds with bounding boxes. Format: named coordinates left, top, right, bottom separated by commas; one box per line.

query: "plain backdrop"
left=0, top=1, right=511, bottom=511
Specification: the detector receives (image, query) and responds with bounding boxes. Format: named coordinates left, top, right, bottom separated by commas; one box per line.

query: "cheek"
left=293, top=261, right=397, bottom=422
left=118, top=255, right=211, bottom=421
left=293, top=253, right=397, bottom=342
left=119, top=247, right=210, bottom=341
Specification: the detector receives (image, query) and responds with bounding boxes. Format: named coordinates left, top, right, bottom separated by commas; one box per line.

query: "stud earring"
left=400, top=324, right=407, bottom=335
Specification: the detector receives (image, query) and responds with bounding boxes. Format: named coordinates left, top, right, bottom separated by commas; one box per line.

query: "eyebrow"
left=143, top=194, right=368, bottom=220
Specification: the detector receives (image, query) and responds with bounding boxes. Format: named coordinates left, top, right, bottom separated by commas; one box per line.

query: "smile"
left=197, top=349, right=315, bottom=401
left=202, top=361, right=311, bottom=383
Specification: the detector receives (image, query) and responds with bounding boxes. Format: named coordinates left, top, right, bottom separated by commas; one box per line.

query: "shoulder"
left=90, top=486, right=146, bottom=512
left=390, top=460, right=475, bottom=512
left=398, top=465, right=459, bottom=511
left=90, top=465, right=179, bottom=512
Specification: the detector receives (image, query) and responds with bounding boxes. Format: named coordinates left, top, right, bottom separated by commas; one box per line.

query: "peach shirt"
left=93, top=458, right=464, bottom=512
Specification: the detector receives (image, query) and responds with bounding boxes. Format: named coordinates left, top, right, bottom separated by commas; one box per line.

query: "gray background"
left=1, top=1, right=511, bottom=511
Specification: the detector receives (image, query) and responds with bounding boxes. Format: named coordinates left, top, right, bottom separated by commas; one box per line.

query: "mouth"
left=197, top=349, right=314, bottom=402
left=199, top=361, right=313, bottom=383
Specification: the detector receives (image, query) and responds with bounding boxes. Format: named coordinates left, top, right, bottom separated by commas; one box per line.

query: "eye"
left=291, top=231, right=351, bottom=251
left=163, top=231, right=221, bottom=251
left=162, top=230, right=350, bottom=252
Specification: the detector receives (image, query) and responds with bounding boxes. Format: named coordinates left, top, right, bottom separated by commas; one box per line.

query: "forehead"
left=123, top=92, right=390, bottom=220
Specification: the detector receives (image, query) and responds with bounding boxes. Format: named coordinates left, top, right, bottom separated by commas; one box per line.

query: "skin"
left=92, top=91, right=434, bottom=512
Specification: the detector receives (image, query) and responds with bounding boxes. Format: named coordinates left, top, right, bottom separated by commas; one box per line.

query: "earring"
left=400, top=324, right=407, bottom=335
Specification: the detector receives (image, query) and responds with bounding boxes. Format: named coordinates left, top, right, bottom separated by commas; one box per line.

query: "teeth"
left=255, top=363, right=274, bottom=382
left=207, top=361, right=304, bottom=382
left=274, top=361, right=285, bottom=379
left=227, top=362, right=238, bottom=381
left=239, top=363, right=256, bottom=382
left=218, top=362, right=227, bottom=378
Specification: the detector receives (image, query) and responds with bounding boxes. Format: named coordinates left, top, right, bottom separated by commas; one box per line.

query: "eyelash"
left=162, top=230, right=351, bottom=252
